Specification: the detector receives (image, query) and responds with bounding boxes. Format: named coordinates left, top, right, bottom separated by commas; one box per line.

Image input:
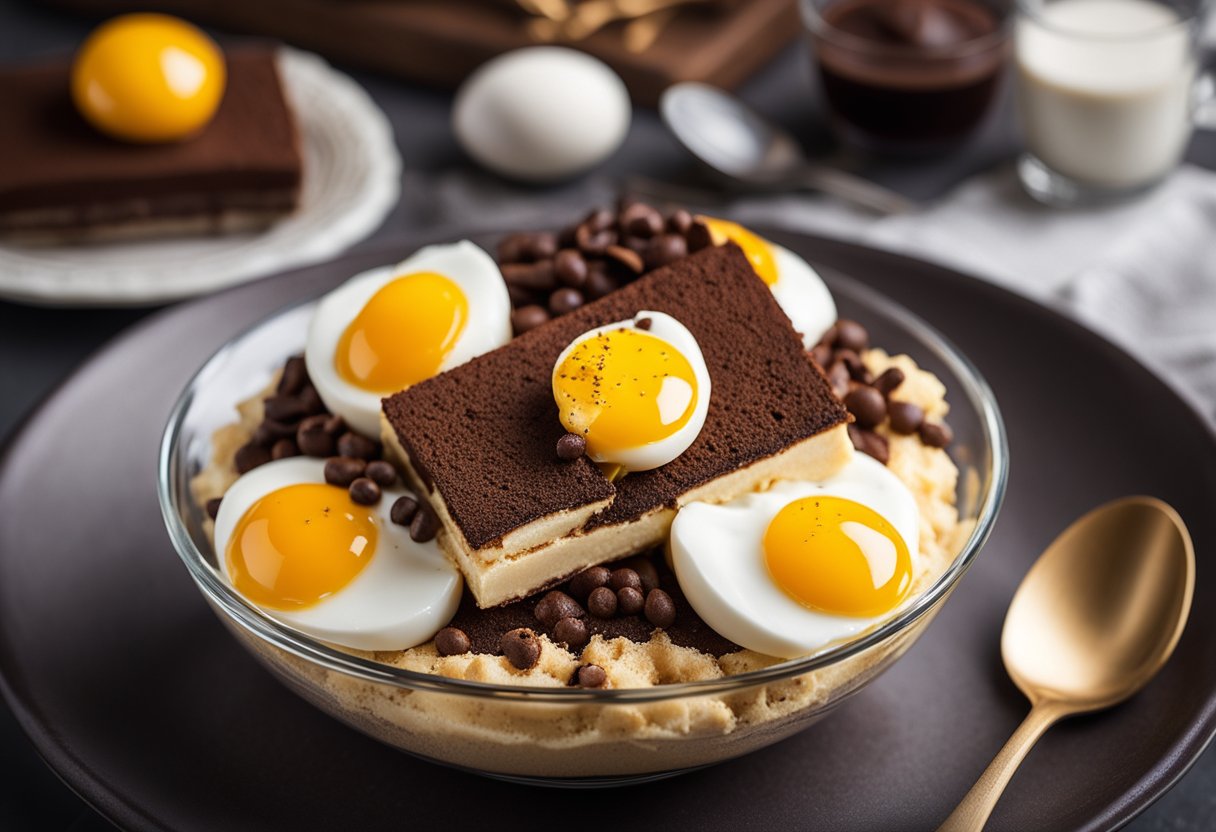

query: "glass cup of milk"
left=1015, top=0, right=1214, bottom=204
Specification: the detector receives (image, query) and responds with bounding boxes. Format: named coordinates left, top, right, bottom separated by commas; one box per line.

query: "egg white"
left=670, top=454, right=919, bottom=660
left=768, top=241, right=837, bottom=349
left=305, top=240, right=512, bottom=437
left=553, top=311, right=712, bottom=472
left=212, top=458, right=463, bottom=651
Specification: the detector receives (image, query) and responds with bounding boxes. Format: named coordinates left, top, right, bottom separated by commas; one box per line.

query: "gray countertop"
left=0, top=1, right=1212, bottom=829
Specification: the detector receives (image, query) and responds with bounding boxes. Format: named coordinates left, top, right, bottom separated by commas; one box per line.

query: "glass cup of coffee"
left=801, top=0, right=1011, bottom=154
left=1016, top=0, right=1215, bottom=204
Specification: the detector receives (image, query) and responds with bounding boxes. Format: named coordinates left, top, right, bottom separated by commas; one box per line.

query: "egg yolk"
left=71, top=14, right=226, bottom=143
left=763, top=496, right=912, bottom=618
left=700, top=217, right=778, bottom=286
left=553, top=327, right=698, bottom=458
left=335, top=272, right=468, bottom=394
left=226, top=483, right=378, bottom=611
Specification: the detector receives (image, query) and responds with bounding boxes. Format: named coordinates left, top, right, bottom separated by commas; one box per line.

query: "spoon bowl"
left=659, top=83, right=915, bottom=214
left=1002, top=497, right=1194, bottom=710
left=939, top=496, right=1194, bottom=832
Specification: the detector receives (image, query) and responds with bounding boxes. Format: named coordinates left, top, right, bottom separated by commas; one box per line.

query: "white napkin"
left=730, top=164, right=1216, bottom=424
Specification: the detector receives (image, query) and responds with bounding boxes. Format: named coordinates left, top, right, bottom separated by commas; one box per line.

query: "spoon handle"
left=937, top=703, right=1068, bottom=832
left=796, top=166, right=917, bottom=215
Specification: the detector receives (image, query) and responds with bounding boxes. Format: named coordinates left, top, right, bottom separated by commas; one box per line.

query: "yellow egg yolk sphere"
left=71, top=13, right=226, bottom=143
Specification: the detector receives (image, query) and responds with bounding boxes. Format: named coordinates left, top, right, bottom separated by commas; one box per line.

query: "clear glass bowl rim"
left=157, top=270, right=1009, bottom=705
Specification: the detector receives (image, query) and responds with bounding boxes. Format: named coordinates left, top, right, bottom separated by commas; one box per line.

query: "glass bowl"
left=158, top=266, right=1008, bottom=787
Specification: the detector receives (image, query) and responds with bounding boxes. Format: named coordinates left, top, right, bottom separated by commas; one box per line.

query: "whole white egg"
left=670, top=454, right=920, bottom=660
left=212, top=457, right=463, bottom=651
left=453, top=47, right=631, bottom=182
left=305, top=240, right=511, bottom=438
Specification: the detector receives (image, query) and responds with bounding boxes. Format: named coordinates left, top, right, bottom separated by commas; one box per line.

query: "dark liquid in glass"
left=813, top=0, right=1005, bottom=150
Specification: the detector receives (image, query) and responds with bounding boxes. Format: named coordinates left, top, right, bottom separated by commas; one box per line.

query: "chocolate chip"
left=501, top=261, right=557, bottom=291
left=324, top=456, right=366, bottom=487
left=390, top=495, right=419, bottom=526
left=254, top=418, right=296, bottom=445
left=526, top=233, right=558, bottom=261
left=501, top=628, right=542, bottom=670
left=298, top=385, right=325, bottom=415
left=554, top=249, right=588, bottom=288
left=849, top=424, right=891, bottom=464
left=826, top=361, right=851, bottom=399
left=836, top=349, right=868, bottom=382
left=512, top=304, right=550, bottom=334
left=583, top=266, right=618, bottom=300
left=271, top=438, right=300, bottom=460
left=263, top=395, right=308, bottom=424
left=556, top=432, right=586, bottom=461
left=835, top=319, right=869, bottom=352
left=608, top=568, right=642, bottom=592
left=587, top=586, right=618, bottom=618
left=685, top=220, right=713, bottom=252
left=620, top=202, right=664, bottom=238
left=497, top=232, right=535, bottom=264
left=873, top=367, right=906, bottom=397
left=277, top=356, right=308, bottom=396
left=323, top=414, right=345, bottom=435
left=553, top=616, right=589, bottom=649
left=584, top=207, right=614, bottom=232
left=844, top=385, right=887, bottom=429
left=888, top=401, right=925, bottom=435
left=667, top=209, right=693, bottom=234
left=507, top=283, right=536, bottom=307
left=622, top=557, right=660, bottom=594
left=810, top=343, right=832, bottom=368
left=235, top=441, right=271, bottom=474
left=643, top=233, right=688, bottom=270
left=365, top=460, right=397, bottom=487
left=534, top=590, right=584, bottom=628
left=577, top=664, right=607, bottom=688
left=634, top=317, right=653, bottom=331
left=297, top=415, right=336, bottom=457
left=644, top=589, right=676, bottom=628
left=919, top=420, right=953, bottom=448
left=337, top=432, right=380, bottom=461
left=349, top=477, right=381, bottom=505
left=549, top=287, right=584, bottom=316
left=435, top=626, right=471, bottom=656
left=569, top=566, right=611, bottom=600
left=605, top=244, right=644, bottom=274
left=205, top=497, right=222, bottom=519
left=409, top=502, right=439, bottom=542
left=576, top=223, right=616, bottom=255
left=617, top=586, right=645, bottom=616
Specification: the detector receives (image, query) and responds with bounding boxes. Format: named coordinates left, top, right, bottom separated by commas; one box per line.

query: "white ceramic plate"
left=0, top=47, right=400, bottom=307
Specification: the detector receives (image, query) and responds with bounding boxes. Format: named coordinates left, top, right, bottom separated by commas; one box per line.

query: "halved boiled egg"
left=700, top=217, right=836, bottom=348
left=306, top=241, right=512, bottom=437
left=212, top=458, right=462, bottom=651
left=552, top=311, right=710, bottom=473
left=670, top=454, right=918, bottom=659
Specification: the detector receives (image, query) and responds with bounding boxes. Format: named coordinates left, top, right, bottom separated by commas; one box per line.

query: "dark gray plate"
left=0, top=230, right=1212, bottom=832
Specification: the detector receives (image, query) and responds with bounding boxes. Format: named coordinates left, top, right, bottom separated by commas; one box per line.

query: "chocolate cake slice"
left=383, top=244, right=853, bottom=607
left=0, top=46, right=301, bottom=243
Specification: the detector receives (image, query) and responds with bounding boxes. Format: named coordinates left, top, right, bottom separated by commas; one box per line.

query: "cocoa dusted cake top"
left=0, top=46, right=301, bottom=214
left=383, top=243, right=849, bottom=550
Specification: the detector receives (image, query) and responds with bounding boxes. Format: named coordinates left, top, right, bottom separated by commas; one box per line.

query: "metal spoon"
left=938, top=497, right=1195, bottom=832
left=659, top=83, right=915, bottom=215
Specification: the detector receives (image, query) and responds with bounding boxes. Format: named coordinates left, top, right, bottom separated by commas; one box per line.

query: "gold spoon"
left=938, top=496, right=1194, bottom=832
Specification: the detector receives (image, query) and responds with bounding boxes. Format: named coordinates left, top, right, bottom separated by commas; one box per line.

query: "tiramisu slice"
left=0, top=47, right=301, bottom=243
left=383, top=244, right=853, bottom=607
